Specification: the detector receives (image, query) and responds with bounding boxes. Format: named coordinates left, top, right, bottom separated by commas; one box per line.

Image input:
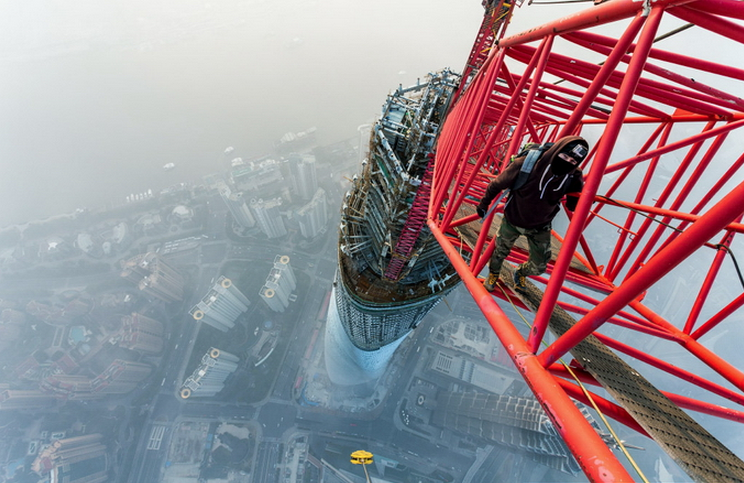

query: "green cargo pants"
left=488, top=216, right=552, bottom=277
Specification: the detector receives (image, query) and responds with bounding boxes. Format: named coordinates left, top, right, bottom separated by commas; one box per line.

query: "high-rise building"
left=40, top=374, right=97, bottom=400
left=289, top=153, right=318, bottom=201
left=0, top=389, right=58, bottom=410
left=190, top=276, right=250, bottom=332
left=180, top=348, right=239, bottom=398
left=250, top=197, right=287, bottom=239
left=115, top=313, right=165, bottom=354
left=138, top=272, right=183, bottom=303
left=32, top=434, right=108, bottom=483
left=325, top=71, right=461, bottom=384
left=428, top=350, right=514, bottom=394
left=273, top=255, right=296, bottom=292
left=432, top=392, right=580, bottom=475
left=39, top=359, right=151, bottom=400
left=259, top=286, right=285, bottom=313
left=260, top=255, right=296, bottom=313
left=121, top=252, right=185, bottom=302
left=218, top=182, right=256, bottom=228
left=275, top=254, right=296, bottom=284
left=92, top=359, right=152, bottom=395
left=231, top=158, right=284, bottom=193
left=296, top=188, right=328, bottom=239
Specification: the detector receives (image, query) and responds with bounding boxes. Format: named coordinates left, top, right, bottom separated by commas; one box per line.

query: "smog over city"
left=2, top=1, right=744, bottom=483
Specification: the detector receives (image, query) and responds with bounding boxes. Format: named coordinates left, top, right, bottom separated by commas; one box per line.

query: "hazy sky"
left=0, top=0, right=740, bottom=230
left=0, top=0, right=487, bottom=227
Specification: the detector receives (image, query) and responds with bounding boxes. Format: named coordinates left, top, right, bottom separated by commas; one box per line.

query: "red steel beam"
left=691, top=291, right=744, bottom=340
left=497, top=0, right=695, bottom=49
left=428, top=219, right=635, bottom=482
left=529, top=5, right=667, bottom=353
left=537, top=178, right=744, bottom=370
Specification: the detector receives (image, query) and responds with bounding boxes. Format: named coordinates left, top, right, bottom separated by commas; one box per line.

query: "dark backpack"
left=512, top=142, right=553, bottom=191
left=480, top=142, right=554, bottom=221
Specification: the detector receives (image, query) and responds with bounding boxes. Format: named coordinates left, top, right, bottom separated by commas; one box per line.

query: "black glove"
left=476, top=203, right=487, bottom=218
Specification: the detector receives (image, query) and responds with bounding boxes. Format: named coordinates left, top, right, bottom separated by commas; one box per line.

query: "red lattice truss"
left=428, top=0, right=744, bottom=480
left=384, top=157, right=435, bottom=281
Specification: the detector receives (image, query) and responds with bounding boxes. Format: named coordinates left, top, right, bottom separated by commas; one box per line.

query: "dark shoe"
left=483, top=272, right=499, bottom=292
left=513, top=268, right=528, bottom=294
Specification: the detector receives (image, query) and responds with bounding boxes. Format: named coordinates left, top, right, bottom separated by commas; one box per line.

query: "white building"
left=296, top=188, right=328, bottom=239
left=231, top=158, right=283, bottom=193
left=273, top=255, right=296, bottom=290
left=250, top=198, right=287, bottom=239
left=179, top=348, right=239, bottom=398
left=260, top=286, right=286, bottom=313
left=218, top=182, right=256, bottom=229
left=289, top=153, right=318, bottom=201
left=259, top=255, right=296, bottom=312
left=190, top=277, right=250, bottom=332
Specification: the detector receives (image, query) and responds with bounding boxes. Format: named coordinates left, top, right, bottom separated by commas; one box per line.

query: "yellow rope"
left=496, top=283, right=650, bottom=483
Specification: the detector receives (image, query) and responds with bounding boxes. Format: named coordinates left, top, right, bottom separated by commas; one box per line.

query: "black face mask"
left=551, top=156, right=577, bottom=176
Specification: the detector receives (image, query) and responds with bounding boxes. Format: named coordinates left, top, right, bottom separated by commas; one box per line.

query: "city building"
left=91, top=359, right=152, bottom=395
left=259, top=255, right=296, bottom=313
left=180, top=348, right=240, bottom=398
left=121, top=252, right=185, bottom=302
left=113, top=313, right=165, bottom=354
left=12, top=355, right=42, bottom=381
left=432, top=392, right=580, bottom=475
left=250, top=197, right=287, bottom=239
left=31, top=433, right=108, bottom=483
left=190, top=276, right=250, bottom=332
left=289, top=153, right=318, bottom=201
left=76, top=233, right=101, bottom=257
left=218, top=181, right=256, bottom=229
left=36, top=356, right=151, bottom=400
left=25, top=299, right=90, bottom=326
left=40, top=374, right=97, bottom=400
left=274, top=254, right=296, bottom=288
left=259, top=286, right=286, bottom=313
left=325, top=71, right=462, bottom=385
left=0, top=389, right=58, bottom=410
left=135, top=212, right=164, bottom=234
left=110, top=221, right=131, bottom=251
left=171, top=205, right=194, bottom=223
left=428, top=350, right=514, bottom=394
left=231, top=158, right=284, bottom=193
left=296, top=188, right=328, bottom=239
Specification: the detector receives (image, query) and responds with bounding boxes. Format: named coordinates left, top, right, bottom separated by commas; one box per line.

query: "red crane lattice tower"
left=453, top=0, right=517, bottom=103
left=383, top=156, right=434, bottom=281
left=428, top=0, right=744, bottom=481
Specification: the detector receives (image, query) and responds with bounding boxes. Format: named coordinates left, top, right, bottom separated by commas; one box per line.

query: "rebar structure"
left=428, top=0, right=744, bottom=481
left=331, top=71, right=461, bottom=371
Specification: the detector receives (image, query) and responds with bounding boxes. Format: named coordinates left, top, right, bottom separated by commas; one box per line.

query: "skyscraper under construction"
left=325, top=70, right=462, bottom=384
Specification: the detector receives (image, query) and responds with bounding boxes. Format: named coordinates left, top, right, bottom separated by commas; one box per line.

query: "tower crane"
left=429, top=0, right=744, bottom=480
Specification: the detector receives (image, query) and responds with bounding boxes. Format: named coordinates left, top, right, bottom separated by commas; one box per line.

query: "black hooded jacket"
left=479, top=136, right=587, bottom=229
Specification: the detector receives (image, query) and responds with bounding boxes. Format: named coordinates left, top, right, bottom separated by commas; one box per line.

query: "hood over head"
left=542, top=136, right=589, bottom=176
